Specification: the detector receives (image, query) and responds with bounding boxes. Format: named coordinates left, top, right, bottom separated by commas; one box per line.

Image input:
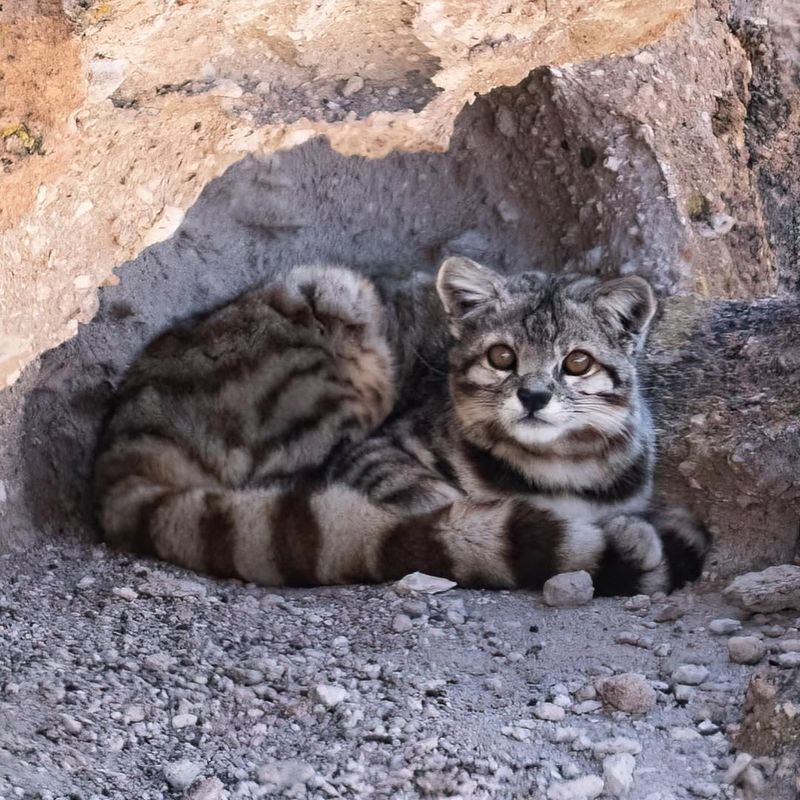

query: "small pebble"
left=313, top=684, right=348, bottom=708
left=188, top=777, right=226, bottom=800
left=164, top=760, right=203, bottom=791
left=597, top=673, right=656, bottom=714
left=672, top=664, right=709, bottom=686
left=603, top=753, right=635, bottom=797
left=392, top=614, right=413, bottom=633
left=61, top=714, right=82, bottom=735
left=341, top=75, right=364, bottom=97
left=709, top=618, right=741, bottom=635
left=572, top=700, right=603, bottom=715
left=777, top=652, right=800, bottom=668
left=593, top=737, right=642, bottom=756
left=688, top=781, right=720, bottom=798
left=534, top=702, right=566, bottom=722
left=542, top=571, right=594, bottom=607
left=546, top=775, right=604, bottom=800
left=112, top=586, right=138, bottom=601
left=727, top=636, right=766, bottom=665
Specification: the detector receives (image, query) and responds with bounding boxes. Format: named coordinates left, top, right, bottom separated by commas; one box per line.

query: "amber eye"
left=486, top=344, right=517, bottom=371
left=563, top=350, right=594, bottom=376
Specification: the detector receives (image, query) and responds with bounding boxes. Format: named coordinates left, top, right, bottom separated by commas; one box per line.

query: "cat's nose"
left=517, top=386, right=552, bottom=414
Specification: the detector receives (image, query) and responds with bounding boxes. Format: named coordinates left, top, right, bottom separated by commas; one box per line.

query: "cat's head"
left=436, top=257, right=656, bottom=452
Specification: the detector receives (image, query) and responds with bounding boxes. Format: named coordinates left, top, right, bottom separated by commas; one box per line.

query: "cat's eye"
left=486, top=344, right=517, bottom=371
left=563, top=350, right=594, bottom=376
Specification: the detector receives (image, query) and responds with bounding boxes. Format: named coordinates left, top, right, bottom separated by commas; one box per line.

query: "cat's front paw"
left=593, top=513, right=670, bottom=596
left=603, top=514, right=663, bottom=571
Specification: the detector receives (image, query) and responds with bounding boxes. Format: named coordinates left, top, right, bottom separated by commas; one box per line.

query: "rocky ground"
left=1, top=544, right=798, bottom=800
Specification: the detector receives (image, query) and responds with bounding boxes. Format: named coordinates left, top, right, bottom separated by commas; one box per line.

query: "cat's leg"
left=592, top=510, right=710, bottom=596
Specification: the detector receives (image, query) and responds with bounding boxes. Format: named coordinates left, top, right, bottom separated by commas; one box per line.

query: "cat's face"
left=436, top=257, right=656, bottom=452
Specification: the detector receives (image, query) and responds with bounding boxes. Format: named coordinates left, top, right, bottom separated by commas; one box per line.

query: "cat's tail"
left=96, top=449, right=706, bottom=594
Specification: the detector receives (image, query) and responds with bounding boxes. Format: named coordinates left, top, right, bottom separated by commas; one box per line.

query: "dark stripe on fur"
left=592, top=540, right=645, bottom=597
left=378, top=506, right=454, bottom=581
left=256, top=357, right=330, bottom=423
left=463, top=440, right=648, bottom=504
left=504, top=501, right=563, bottom=588
left=129, top=491, right=170, bottom=556
left=254, top=392, right=356, bottom=460
left=199, top=493, right=238, bottom=579
left=580, top=453, right=648, bottom=504
left=270, top=487, right=322, bottom=586
left=462, top=441, right=535, bottom=494
left=655, top=516, right=710, bottom=591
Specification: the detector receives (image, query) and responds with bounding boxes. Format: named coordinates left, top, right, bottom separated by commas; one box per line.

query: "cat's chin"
left=507, top=418, right=568, bottom=447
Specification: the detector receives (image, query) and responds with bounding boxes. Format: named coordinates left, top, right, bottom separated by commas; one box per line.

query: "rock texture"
left=0, top=0, right=691, bottom=388
left=723, top=566, right=800, bottom=613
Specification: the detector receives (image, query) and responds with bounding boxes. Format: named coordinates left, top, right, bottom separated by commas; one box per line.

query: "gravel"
left=0, top=541, right=796, bottom=798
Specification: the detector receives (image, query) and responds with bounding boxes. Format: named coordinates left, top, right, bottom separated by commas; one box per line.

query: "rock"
left=534, top=702, right=566, bottom=722
left=653, top=602, right=684, bottom=622
left=61, top=714, right=82, bottom=735
left=603, top=753, right=635, bottom=797
left=542, top=571, right=594, bottom=607
left=709, top=618, right=741, bottom=635
left=172, top=713, right=198, bottom=729
left=674, top=684, right=694, bottom=703
left=571, top=700, right=603, bottom=715
left=688, top=782, right=720, bottom=798
left=164, top=759, right=203, bottom=791
left=727, top=636, right=766, bottom=665
left=313, top=684, right=348, bottom=708
left=671, top=664, right=709, bottom=685
left=137, top=576, right=207, bottom=598
left=671, top=726, right=702, bottom=741
left=395, top=572, right=457, bottom=594
left=777, top=652, right=800, bottom=668
left=188, top=777, right=227, bottom=800
left=592, top=738, right=642, bottom=756
left=778, top=638, right=800, bottom=652
left=123, top=705, right=146, bottom=723
left=623, top=595, right=651, bottom=611
left=697, top=719, right=719, bottom=735
left=392, top=614, right=413, bottom=633
left=596, top=673, right=656, bottom=713
left=723, top=565, right=800, bottom=612
left=341, top=75, right=365, bottom=97
left=256, top=760, right=315, bottom=788
left=112, top=586, right=138, bottom=601
left=401, top=599, right=427, bottom=618
left=547, top=775, right=604, bottom=800
left=227, top=668, right=265, bottom=686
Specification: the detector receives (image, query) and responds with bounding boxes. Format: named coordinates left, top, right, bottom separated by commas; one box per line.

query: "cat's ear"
left=436, top=257, right=506, bottom=330
left=592, top=275, right=656, bottom=339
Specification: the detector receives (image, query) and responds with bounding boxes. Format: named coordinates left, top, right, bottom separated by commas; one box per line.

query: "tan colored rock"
left=1, top=0, right=692, bottom=387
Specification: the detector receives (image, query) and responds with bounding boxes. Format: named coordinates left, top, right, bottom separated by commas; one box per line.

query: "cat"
left=93, top=257, right=709, bottom=594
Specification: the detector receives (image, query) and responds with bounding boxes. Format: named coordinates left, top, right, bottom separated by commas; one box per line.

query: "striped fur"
left=94, top=260, right=709, bottom=595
